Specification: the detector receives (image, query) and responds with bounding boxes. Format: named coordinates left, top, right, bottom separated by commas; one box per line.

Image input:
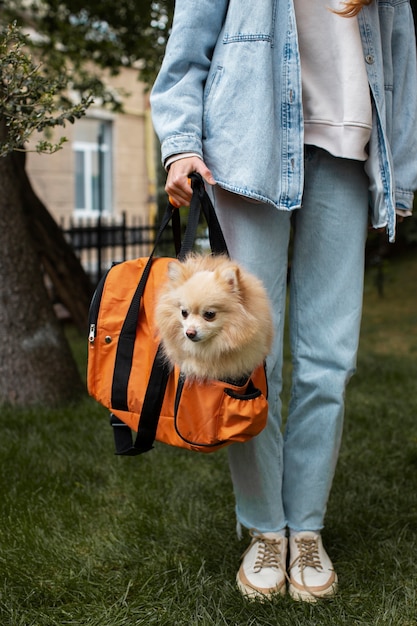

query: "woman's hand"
left=166, top=156, right=216, bottom=207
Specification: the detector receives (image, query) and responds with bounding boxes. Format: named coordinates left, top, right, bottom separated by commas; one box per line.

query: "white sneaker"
left=288, top=531, right=337, bottom=602
left=237, top=529, right=288, bottom=600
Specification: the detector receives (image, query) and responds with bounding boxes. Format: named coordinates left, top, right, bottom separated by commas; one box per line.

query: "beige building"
left=27, top=67, right=158, bottom=229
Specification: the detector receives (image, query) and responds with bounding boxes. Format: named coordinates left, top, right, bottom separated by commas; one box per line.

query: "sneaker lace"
left=294, top=536, right=323, bottom=572
left=248, top=530, right=285, bottom=574
left=290, top=535, right=327, bottom=597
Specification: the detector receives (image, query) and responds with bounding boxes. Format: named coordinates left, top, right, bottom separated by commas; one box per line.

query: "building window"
left=73, top=119, right=112, bottom=217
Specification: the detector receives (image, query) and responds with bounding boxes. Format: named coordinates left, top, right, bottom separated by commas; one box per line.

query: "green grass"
left=1, top=254, right=417, bottom=625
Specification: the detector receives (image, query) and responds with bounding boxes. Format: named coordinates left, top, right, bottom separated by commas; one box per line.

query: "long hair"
left=336, top=0, right=373, bottom=17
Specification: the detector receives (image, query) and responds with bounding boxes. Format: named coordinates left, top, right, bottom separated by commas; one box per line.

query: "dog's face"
left=155, top=254, right=273, bottom=379
left=177, top=295, right=225, bottom=344
left=164, top=261, right=241, bottom=348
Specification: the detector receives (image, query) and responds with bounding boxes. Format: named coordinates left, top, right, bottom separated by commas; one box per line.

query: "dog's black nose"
left=186, top=328, right=198, bottom=340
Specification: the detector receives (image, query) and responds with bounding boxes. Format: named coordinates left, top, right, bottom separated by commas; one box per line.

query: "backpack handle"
left=150, top=171, right=228, bottom=262
left=178, top=172, right=229, bottom=259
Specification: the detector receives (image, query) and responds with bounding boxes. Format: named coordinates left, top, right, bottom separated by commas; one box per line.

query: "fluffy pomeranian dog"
left=155, top=254, right=273, bottom=382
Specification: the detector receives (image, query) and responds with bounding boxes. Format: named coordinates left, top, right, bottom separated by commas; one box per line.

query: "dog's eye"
left=203, top=311, right=216, bottom=321
left=181, top=309, right=189, bottom=319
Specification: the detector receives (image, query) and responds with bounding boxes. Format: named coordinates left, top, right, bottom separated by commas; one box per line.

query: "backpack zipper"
left=88, top=264, right=117, bottom=344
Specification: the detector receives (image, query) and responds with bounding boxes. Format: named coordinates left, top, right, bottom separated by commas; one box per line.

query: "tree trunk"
left=0, top=132, right=85, bottom=406
left=11, top=150, right=94, bottom=334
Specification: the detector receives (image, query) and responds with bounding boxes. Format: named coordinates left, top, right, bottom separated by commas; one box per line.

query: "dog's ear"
left=218, top=265, right=240, bottom=292
left=167, top=261, right=185, bottom=283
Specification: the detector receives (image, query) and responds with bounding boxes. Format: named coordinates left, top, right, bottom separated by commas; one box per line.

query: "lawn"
left=0, top=252, right=416, bottom=625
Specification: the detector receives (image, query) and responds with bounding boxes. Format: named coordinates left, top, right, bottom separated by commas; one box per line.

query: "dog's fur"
left=155, top=254, right=273, bottom=381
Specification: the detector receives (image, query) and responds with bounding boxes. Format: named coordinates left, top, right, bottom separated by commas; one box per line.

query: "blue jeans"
left=210, top=147, right=369, bottom=533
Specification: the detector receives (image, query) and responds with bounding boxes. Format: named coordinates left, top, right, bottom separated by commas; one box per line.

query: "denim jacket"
left=151, top=0, right=417, bottom=241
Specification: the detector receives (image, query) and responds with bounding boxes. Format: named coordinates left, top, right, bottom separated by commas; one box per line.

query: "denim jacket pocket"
left=203, top=65, right=224, bottom=139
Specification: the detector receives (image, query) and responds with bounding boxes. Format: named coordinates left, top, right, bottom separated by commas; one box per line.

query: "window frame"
left=73, top=120, right=113, bottom=218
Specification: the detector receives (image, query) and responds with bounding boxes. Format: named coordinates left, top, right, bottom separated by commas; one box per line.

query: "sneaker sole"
left=236, top=573, right=286, bottom=601
left=288, top=579, right=338, bottom=603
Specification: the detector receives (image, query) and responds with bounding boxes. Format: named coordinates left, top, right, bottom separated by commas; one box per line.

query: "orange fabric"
left=87, top=257, right=268, bottom=453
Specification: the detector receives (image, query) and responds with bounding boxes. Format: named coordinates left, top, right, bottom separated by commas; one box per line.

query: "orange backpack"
left=87, top=174, right=268, bottom=455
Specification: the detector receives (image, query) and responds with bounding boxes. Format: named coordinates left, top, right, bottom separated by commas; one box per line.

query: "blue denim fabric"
left=210, top=148, right=369, bottom=532
left=151, top=0, right=417, bottom=241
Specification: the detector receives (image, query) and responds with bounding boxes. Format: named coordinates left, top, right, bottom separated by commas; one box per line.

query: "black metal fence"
left=60, top=210, right=413, bottom=305
left=62, top=212, right=176, bottom=285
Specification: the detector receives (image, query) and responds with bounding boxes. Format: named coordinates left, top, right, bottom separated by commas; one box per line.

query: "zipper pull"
left=88, top=324, right=96, bottom=344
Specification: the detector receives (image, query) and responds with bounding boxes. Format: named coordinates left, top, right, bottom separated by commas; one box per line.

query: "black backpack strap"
left=110, top=204, right=175, bottom=410
left=132, top=345, right=171, bottom=452
left=110, top=345, right=171, bottom=455
left=171, top=203, right=182, bottom=256
left=110, top=414, right=137, bottom=455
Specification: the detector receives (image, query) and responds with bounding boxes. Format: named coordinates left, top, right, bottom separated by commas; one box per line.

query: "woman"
left=150, top=0, right=417, bottom=601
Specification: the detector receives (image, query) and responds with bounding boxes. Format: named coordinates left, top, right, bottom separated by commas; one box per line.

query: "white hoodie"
left=293, top=0, right=372, bottom=161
